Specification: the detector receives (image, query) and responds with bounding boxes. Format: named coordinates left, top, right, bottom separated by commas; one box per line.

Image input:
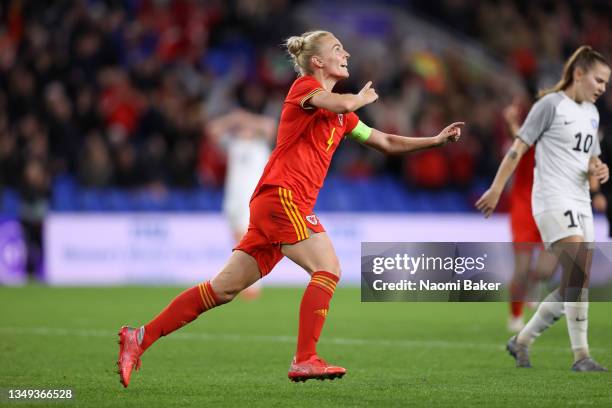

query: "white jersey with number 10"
left=517, top=91, right=601, bottom=216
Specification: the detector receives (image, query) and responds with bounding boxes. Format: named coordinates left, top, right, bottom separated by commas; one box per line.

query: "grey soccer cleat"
left=506, top=336, right=532, bottom=368
left=571, top=357, right=608, bottom=372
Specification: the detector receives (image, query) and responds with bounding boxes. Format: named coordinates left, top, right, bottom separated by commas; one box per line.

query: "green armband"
left=349, top=120, right=372, bottom=143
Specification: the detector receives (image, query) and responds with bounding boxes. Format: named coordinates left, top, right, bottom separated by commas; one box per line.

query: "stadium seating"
left=2, top=175, right=476, bottom=214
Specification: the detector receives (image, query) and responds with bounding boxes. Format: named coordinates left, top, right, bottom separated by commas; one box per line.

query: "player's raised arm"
left=308, top=81, right=379, bottom=113
left=207, top=109, right=277, bottom=144
left=359, top=121, right=464, bottom=155
left=476, top=137, right=530, bottom=218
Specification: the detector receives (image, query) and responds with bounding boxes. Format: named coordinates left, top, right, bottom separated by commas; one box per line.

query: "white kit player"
left=477, top=46, right=610, bottom=371
left=208, top=109, right=276, bottom=299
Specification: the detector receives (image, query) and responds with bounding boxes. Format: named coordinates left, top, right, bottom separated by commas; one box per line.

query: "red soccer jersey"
left=252, top=75, right=360, bottom=212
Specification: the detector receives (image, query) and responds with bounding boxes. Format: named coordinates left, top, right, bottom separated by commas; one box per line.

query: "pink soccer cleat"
left=117, top=326, right=144, bottom=388
left=288, top=355, right=346, bottom=382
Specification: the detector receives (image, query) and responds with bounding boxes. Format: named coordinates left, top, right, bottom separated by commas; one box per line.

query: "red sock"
left=509, top=281, right=525, bottom=318
left=510, top=301, right=524, bottom=318
left=295, top=271, right=338, bottom=362
left=140, top=281, right=220, bottom=351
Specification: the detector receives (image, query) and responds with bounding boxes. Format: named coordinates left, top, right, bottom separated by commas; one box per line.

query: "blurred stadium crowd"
left=1, top=0, right=611, bottom=213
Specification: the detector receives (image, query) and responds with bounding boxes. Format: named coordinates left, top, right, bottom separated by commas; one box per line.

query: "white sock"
left=565, top=299, right=589, bottom=361
left=517, top=289, right=564, bottom=345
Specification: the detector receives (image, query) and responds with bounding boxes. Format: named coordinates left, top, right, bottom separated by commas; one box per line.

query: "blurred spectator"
left=44, top=82, right=80, bottom=174
left=18, top=159, right=49, bottom=278
left=78, top=131, right=114, bottom=188
left=0, top=117, right=20, bottom=188
left=113, top=141, right=142, bottom=188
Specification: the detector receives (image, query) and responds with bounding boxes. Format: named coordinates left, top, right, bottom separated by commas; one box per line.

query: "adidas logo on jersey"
left=314, top=309, right=328, bottom=317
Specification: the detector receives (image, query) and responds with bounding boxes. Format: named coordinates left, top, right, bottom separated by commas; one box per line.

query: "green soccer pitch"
left=1, top=286, right=610, bottom=407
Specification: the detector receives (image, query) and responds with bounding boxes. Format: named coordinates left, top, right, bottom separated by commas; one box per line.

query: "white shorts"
left=534, top=209, right=594, bottom=248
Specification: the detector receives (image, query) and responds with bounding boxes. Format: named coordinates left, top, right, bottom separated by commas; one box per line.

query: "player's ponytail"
left=285, top=30, right=331, bottom=76
left=538, top=45, right=608, bottom=99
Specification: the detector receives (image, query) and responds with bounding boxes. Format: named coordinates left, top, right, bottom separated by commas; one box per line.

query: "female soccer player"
left=117, top=30, right=464, bottom=386
left=503, top=99, right=542, bottom=332
left=208, top=108, right=277, bottom=300
left=502, top=100, right=557, bottom=333
left=476, top=45, right=610, bottom=371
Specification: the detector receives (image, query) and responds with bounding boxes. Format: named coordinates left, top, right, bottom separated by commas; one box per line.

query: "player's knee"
left=322, top=257, right=341, bottom=278
left=212, top=285, right=241, bottom=304
left=210, top=279, right=250, bottom=304
left=300, top=252, right=341, bottom=277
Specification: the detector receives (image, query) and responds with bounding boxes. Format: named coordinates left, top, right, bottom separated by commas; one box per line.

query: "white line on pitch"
left=0, top=326, right=598, bottom=354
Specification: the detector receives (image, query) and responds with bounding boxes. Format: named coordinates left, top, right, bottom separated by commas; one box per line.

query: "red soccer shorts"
left=234, top=186, right=325, bottom=276
left=510, top=199, right=542, bottom=247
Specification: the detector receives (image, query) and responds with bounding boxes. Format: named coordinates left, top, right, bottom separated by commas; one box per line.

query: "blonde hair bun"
left=284, top=30, right=331, bottom=75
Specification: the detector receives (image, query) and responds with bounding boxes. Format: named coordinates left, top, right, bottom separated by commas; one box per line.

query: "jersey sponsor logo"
left=314, top=308, right=328, bottom=317
left=306, top=214, right=319, bottom=225
left=591, top=118, right=598, bottom=129
left=337, top=113, right=344, bottom=126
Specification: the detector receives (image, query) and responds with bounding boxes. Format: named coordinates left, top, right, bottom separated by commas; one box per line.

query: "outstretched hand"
left=475, top=188, right=501, bottom=218
left=358, top=81, right=379, bottom=106
left=435, top=122, right=465, bottom=145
